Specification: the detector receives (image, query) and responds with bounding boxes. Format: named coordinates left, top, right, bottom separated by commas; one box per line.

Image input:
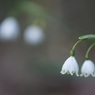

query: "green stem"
left=85, top=43, right=95, bottom=59
left=70, top=39, right=84, bottom=56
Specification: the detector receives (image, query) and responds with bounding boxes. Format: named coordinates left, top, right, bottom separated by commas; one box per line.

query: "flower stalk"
left=85, top=43, right=95, bottom=60
left=70, top=39, right=84, bottom=56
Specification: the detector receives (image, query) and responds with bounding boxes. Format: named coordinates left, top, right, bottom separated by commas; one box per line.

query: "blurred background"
left=0, top=0, right=95, bottom=95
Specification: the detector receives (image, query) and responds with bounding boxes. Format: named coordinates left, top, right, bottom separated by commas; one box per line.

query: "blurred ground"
left=0, top=0, right=95, bottom=95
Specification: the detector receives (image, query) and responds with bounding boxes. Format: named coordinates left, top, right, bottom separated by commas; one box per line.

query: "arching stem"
left=70, top=39, right=84, bottom=56
left=85, top=43, right=95, bottom=60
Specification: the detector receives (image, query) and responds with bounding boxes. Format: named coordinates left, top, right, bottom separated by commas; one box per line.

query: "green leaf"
left=18, top=1, right=49, bottom=18
left=79, top=34, right=95, bottom=40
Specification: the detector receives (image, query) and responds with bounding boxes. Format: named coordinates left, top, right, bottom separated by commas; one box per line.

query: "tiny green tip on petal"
left=70, top=71, right=74, bottom=76
left=60, top=70, right=66, bottom=74
left=79, top=34, right=95, bottom=40
left=84, top=73, right=89, bottom=77
left=76, top=73, right=79, bottom=76
left=91, top=72, right=95, bottom=77
left=71, top=73, right=73, bottom=76
left=80, top=73, right=83, bottom=77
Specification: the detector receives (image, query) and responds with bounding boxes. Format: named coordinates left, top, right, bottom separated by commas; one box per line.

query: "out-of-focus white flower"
left=80, top=60, right=95, bottom=77
left=24, top=25, right=45, bottom=45
left=60, top=56, right=79, bottom=76
left=0, top=17, right=19, bottom=41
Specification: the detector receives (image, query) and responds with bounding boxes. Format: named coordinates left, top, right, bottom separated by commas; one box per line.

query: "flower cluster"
left=60, top=56, right=95, bottom=77
left=60, top=34, right=95, bottom=77
left=0, top=17, right=45, bottom=45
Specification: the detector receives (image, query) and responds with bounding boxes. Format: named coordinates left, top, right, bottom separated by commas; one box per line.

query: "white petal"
left=69, top=57, right=79, bottom=75
left=61, top=56, right=72, bottom=74
left=69, top=64, right=75, bottom=75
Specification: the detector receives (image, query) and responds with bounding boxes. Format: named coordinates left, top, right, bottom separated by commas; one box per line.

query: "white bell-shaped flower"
left=60, top=56, right=79, bottom=76
left=0, top=17, right=19, bottom=41
left=80, top=60, right=95, bottom=77
left=24, top=25, right=45, bottom=45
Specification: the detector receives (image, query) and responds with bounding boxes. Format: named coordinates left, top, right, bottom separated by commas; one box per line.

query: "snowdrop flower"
left=0, top=17, right=19, bottom=41
left=60, top=56, right=79, bottom=76
left=80, top=60, right=95, bottom=77
left=24, top=25, right=45, bottom=45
